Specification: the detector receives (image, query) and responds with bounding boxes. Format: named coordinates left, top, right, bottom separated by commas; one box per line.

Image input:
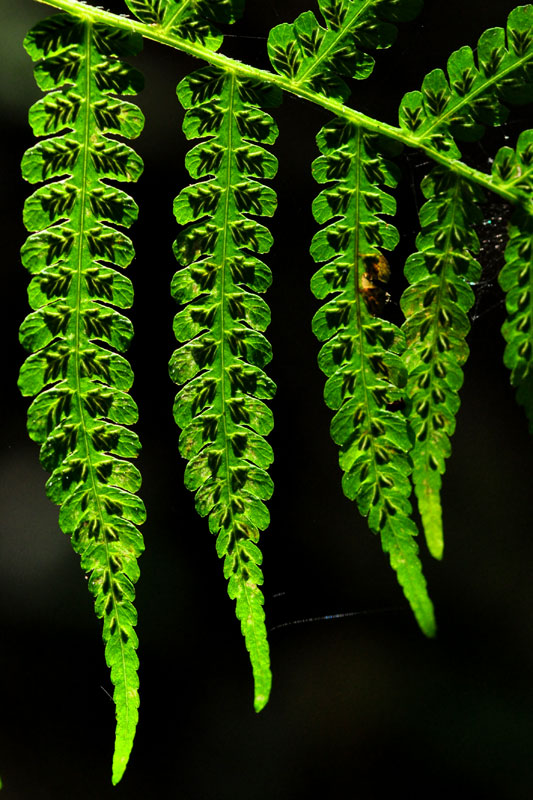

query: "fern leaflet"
left=399, top=5, right=533, bottom=155
left=310, top=118, right=435, bottom=636
left=267, top=0, right=435, bottom=632
left=19, top=13, right=145, bottom=784
left=267, top=0, right=422, bottom=100
left=493, top=129, right=533, bottom=429
left=123, top=0, right=243, bottom=51
left=400, top=169, right=483, bottom=558
left=14, top=0, right=533, bottom=782
left=397, top=5, right=533, bottom=556
left=169, top=66, right=281, bottom=710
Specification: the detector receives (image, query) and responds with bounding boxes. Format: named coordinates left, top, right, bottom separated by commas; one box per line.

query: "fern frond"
left=399, top=5, right=533, bottom=156
left=20, top=14, right=145, bottom=784
left=169, top=66, right=281, bottom=710
left=397, top=4, right=533, bottom=558
left=310, top=117, right=435, bottom=636
left=493, top=129, right=533, bottom=429
left=268, top=0, right=422, bottom=101
left=400, top=169, right=483, bottom=559
left=123, top=0, right=243, bottom=51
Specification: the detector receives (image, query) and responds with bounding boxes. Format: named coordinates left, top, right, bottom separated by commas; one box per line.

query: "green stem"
left=32, top=0, right=525, bottom=206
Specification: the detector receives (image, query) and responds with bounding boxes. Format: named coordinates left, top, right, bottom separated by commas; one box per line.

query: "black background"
left=1, top=1, right=533, bottom=797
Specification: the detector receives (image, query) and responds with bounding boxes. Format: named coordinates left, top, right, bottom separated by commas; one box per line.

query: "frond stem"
left=33, top=0, right=527, bottom=208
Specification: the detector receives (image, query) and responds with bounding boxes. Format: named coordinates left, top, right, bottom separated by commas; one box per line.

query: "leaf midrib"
left=72, top=22, right=131, bottom=743
left=351, top=129, right=389, bottom=523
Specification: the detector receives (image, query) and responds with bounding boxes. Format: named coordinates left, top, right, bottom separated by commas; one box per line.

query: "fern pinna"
left=309, top=121, right=435, bottom=636
left=19, top=14, right=144, bottom=784
left=398, top=3, right=533, bottom=556
left=266, top=0, right=423, bottom=100
left=123, top=0, right=243, bottom=50
left=169, top=67, right=280, bottom=711
left=15, top=0, right=533, bottom=786
left=268, top=0, right=435, bottom=635
left=124, top=0, right=275, bottom=715
left=400, top=170, right=483, bottom=559
left=493, top=130, right=533, bottom=429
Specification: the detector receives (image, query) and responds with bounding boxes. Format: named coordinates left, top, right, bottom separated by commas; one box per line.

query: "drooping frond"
left=492, top=130, right=533, bottom=429
left=310, top=117, right=436, bottom=636
left=20, top=14, right=145, bottom=784
left=123, top=0, right=243, bottom=51
left=267, top=0, right=422, bottom=101
left=396, top=5, right=533, bottom=558
left=268, top=0, right=433, bottom=633
left=400, top=169, right=483, bottom=559
left=399, top=5, right=533, bottom=156
left=169, top=66, right=281, bottom=710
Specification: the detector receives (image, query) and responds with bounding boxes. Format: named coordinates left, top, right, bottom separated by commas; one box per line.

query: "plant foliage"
left=493, top=130, right=533, bottom=427
left=400, top=168, right=483, bottom=559
left=123, top=0, right=243, bottom=51
left=310, top=119, right=435, bottom=634
left=20, top=13, right=145, bottom=784
left=266, top=0, right=423, bottom=98
left=169, top=65, right=281, bottom=711
left=13, top=0, right=533, bottom=785
left=399, top=3, right=533, bottom=555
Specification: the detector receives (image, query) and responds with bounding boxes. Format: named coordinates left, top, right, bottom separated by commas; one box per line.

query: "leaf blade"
left=170, top=67, right=281, bottom=709
left=21, top=14, right=145, bottom=782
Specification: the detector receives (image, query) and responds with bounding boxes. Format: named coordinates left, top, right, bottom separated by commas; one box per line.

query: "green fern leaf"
left=396, top=5, right=533, bottom=558
left=267, top=0, right=422, bottom=100
left=399, top=5, right=533, bottom=155
left=400, top=169, right=483, bottom=559
left=493, top=129, right=533, bottom=429
left=20, top=14, right=145, bottom=784
left=170, top=66, right=282, bottom=710
left=123, top=0, right=243, bottom=51
left=310, top=117, right=435, bottom=636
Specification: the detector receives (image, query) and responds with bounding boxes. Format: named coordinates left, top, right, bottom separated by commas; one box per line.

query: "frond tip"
left=20, top=14, right=145, bottom=783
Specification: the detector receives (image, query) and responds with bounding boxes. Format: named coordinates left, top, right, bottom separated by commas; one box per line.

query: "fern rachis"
left=5, top=0, right=533, bottom=786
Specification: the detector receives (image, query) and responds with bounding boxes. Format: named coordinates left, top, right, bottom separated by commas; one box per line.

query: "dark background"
left=1, top=0, right=533, bottom=797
